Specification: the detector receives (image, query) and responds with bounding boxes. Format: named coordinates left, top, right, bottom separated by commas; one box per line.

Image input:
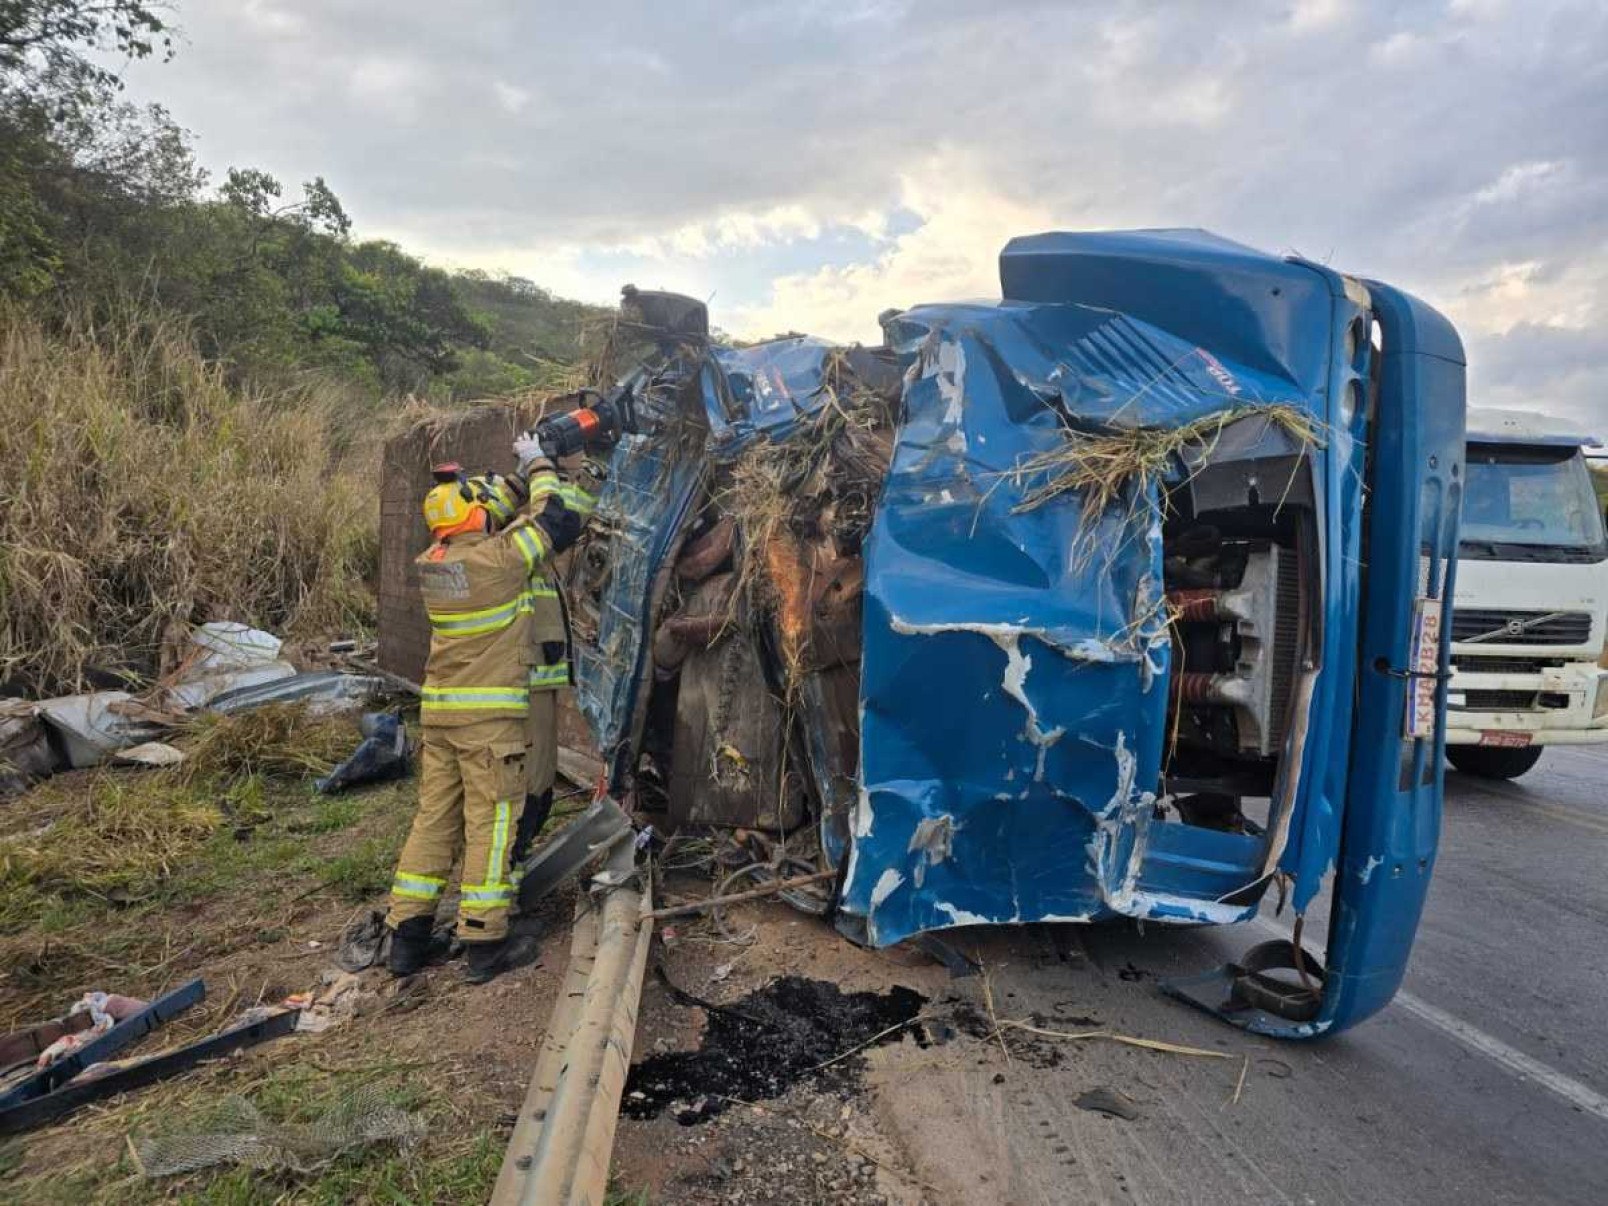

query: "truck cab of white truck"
left=1446, top=408, right=1608, bottom=778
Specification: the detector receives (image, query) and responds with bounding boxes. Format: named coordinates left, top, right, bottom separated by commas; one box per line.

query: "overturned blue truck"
left=560, top=229, right=1465, bottom=1039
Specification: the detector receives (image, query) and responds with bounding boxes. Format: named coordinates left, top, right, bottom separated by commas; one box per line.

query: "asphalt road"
left=876, top=745, right=1608, bottom=1205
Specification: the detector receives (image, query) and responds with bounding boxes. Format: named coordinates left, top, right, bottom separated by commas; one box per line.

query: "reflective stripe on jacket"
left=415, top=466, right=599, bottom=722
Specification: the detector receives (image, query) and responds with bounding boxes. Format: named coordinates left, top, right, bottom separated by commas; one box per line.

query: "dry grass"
left=0, top=704, right=363, bottom=914
left=715, top=351, right=895, bottom=686
left=0, top=305, right=380, bottom=696
left=180, top=704, right=358, bottom=782
left=0, top=771, right=225, bottom=904
left=1012, top=403, right=1323, bottom=518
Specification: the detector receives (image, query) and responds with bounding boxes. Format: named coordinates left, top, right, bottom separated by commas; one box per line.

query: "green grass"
left=311, top=836, right=402, bottom=902
left=304, top=796, right=363, bottom=834
left=1, top=1058, right=502, bottom=1206
left=0, top=768, right=416, bottom=1031
left=170, top=1132, right=502, bottom=1206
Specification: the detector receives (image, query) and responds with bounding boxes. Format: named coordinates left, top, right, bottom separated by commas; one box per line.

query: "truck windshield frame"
left=1459, top=443, right=1607, bottom=564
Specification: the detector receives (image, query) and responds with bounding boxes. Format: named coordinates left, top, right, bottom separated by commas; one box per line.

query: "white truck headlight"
left=1595, top=676, right=1608, bottom=719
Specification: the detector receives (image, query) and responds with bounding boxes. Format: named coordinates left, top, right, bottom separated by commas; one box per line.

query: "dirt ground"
left=611, top=877, right=978, bottom=1206
left=0, top=762, right=576, bottom=1203
left=2, top=756, right=1246, bottom=1205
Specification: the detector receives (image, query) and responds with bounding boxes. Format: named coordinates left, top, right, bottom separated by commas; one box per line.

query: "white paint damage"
left=993, top=632, right=1066, bottom=782
left=1079, top=730, right=1222, bottom=925
left=934, top=339, right=966, bottom=429
left=869, top=868, right=904, bottom=909
left=1359, top=854, right=1384, bottom=884
left=907, top=814, right=957, bottom=888
left=933, top=901, right=993, bottom=928
left=887, top=616, right=1125, bottom=665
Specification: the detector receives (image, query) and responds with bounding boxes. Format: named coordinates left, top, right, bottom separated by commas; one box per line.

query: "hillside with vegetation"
left=0, top=1, right=606, bottom=694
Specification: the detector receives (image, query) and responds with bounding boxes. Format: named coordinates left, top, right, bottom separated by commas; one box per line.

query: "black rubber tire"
left=1446, top=744, right=1544, bottom=780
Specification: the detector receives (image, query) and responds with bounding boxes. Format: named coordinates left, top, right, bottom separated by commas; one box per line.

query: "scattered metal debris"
left=0, top=979, right=302, bottom=1135
left=162, top=622, right=296, bottom=711
left=513, top=795, right=634, bottom=909
left=35, top=691, right=163, bottom=769
left=205, top=670, right=384, bottom=715
left=1076, top=1085, right=1142, bottom=1121
left=0, top=992, right=148, bottom=1085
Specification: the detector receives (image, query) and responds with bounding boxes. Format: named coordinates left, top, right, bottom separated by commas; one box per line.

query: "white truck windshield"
left=1461, top=444, right=1606, bottom=557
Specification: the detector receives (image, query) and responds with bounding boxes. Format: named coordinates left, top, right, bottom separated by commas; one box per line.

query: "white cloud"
left=1469, top=159, right=1567, bottom=209
left=727, top=160, right=1063, bottom=342
left=115, top=0, right=1608, bottom=424
left=615, top=204, right=832, bottom=260
left=1369, top=29, right=1427, bottom=63
left=346, top=56, right=433, bottom=120
left=239, top=0, right=304, bottom=37
left=1288, top=0, right=1349, bottom=32
left=492, top=81, right=530, bottom=114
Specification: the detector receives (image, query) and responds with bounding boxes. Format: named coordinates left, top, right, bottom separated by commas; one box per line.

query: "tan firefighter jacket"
left=415, top=466, right=598, bottom=727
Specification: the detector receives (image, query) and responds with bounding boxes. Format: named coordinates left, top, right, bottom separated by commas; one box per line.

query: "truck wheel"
left=1446, top=745, right=1544, bottom=780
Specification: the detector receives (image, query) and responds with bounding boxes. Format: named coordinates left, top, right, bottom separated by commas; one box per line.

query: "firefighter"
left=385, top=432, right=596, bottom=983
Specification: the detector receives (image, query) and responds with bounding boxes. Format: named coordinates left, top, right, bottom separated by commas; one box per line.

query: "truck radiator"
left=1268, top=553, right=1300, bottom=751
left=1167, top=545, right=1301, bottom=757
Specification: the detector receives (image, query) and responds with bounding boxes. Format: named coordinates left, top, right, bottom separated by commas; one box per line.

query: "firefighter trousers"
left=387, top=717, right=529, bottom=944
left=512, top=691, right=558, bottom=875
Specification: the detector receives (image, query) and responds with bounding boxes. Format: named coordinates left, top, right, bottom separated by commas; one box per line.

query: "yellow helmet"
left=423, top=464, right=486, bottom=537
left=422, top=465, right=525, bottom=536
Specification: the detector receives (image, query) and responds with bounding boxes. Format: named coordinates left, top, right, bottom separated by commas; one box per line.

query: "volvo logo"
left=1505, top=619, right=1526, bottom=636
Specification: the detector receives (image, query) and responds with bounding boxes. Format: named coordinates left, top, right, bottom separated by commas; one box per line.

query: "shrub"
left=0, top=304, right=379, bottom=693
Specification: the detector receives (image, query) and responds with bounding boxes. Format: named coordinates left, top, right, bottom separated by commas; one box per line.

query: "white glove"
left=513, top=429, right=547, bottom=471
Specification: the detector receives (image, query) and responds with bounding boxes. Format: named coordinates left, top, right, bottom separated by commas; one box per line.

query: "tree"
left=0, top=1, right=172, bottom=103
left=0, top=2, right=601, bottom=402
left=0, top=2, right=182, bottom=294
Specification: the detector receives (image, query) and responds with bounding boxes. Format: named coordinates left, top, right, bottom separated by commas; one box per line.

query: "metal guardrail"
left=492, top=832, right=652, bottom=1206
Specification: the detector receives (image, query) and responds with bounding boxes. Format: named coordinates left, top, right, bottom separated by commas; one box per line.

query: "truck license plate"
left=1478, top=730, right=1533, bottom=748
left=1405, top=596, right=1443, bottom=739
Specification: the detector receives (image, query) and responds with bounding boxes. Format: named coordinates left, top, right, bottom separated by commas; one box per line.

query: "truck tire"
left=1446, top=745, right=1543, bottom=780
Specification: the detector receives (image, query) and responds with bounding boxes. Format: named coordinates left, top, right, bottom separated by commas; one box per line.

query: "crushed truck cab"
left=565, top=229, right=1465, bottom=1038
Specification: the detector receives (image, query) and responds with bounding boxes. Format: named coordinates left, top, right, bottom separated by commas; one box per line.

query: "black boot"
left=387, top=916, right=433, bottom=977
left=510, top=789, right=553, bottom=867
left=462, top=939, right=507, bottom=985
left=507, top=790, right=552, bottom=917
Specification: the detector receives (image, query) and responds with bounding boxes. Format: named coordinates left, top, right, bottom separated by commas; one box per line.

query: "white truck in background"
left=1445, top=408, right=1608, bottom=779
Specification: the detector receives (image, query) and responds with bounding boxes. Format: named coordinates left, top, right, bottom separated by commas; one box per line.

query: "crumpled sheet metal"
left=573, top=434, right=703, bottom=778
left=838, top=297, right=1307, bottom=947
left=704, top=336, right=841, bottom=455
left=998, top=228, right=1336, bottom=396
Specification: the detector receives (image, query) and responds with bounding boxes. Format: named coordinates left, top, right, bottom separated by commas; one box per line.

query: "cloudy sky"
left=122, top=0, right=1606, bottom=424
